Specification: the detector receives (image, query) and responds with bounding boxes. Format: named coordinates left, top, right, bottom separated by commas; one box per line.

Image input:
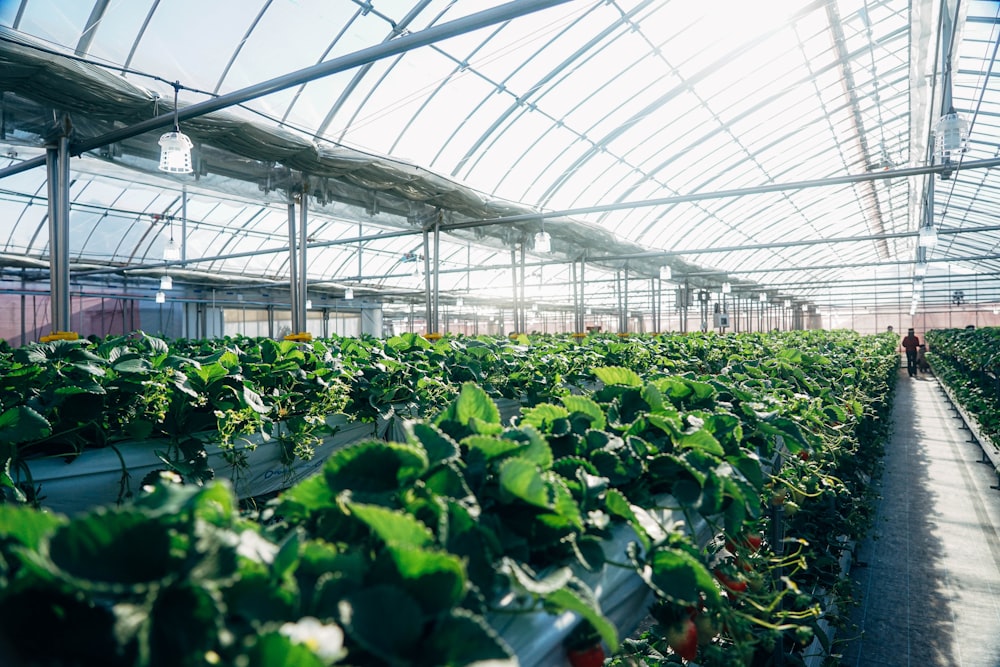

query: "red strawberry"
left=666, top=617, right=698, bottom=661
left=725, top=532, right=763, bottom=553
left=567, top=644, right=605, bottom=667
left=714, top=568, right=749, bottom=593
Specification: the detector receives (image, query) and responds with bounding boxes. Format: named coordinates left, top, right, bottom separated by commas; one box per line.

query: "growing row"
left=0, top=330, right=898, bottom=666
left=926, top=328, right=1000, bottom=446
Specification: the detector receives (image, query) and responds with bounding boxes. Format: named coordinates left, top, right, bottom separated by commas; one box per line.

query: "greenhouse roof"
left=1, top=0, right=999, bottom=311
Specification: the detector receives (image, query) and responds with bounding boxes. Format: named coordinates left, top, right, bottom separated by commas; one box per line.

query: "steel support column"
left=46, top=132, right=71, bottom=335
left=510, top=247, right=519, bottom=333
left=433, top=217, right=441, bottom=333
left=423, top=229, right=432, bottom=332
left=286, top=198, right=301, bottom=333
left=299, top=192, right=308, bottom=332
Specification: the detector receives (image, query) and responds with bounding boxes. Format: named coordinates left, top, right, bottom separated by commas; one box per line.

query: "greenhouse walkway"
left=839, top=367, right=1000, bottom=667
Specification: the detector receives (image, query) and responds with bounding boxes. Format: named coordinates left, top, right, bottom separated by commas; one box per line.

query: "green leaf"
left=426, top=609, right=517, bottom=667
left=0, top=406, right=51, bottom=444
left=387, top=543, right=466, bottom=616
left=520, top=403, right=569, bottom=431
left=435, top=383, right=500, bottom=428
left=560, top=395, right=606, bottom=430
left=503, top=558, right=573, bottom=595
left=244, top=633, right=327, bottom=667
left=148, top=583, right=221, bottom=667
left=544, top=586, right=619, bottom=652
left=272, top=531, right=301, bottom=580
left=823, top=403, right=848, bottom=422
left=672, top=479, right=701, bottom=506
left=498, top=458, right=550, bottom=508
left=324, top=440, right=428, bottom=496
left=243, top=385, right=269, bottom=414
left=729, top=453, right=764, bottom=490
left=645, top=547, right=720, bottom=606
left=54, top=381, right=105, bottom=395
left=47, top=510, right=178, bottom=588
left=338, top=585, right=425, bottom=663
left=462, top=435, right=525, bottom=461
left=277, top=475, right=334, bottom=519
left=408, top=422, right=460, bottom=465
left=677, top=427, right=725, bottom=456
left=603, top=488, right=650, bottom=552
left=641, top=382, right=666, bottom=413
left=112, top=357, right=152, bottom=374
left=0, top=505, right=65, bottom=548
left=387, top=332, right=431, bottom=351
left=517, top=424, right=554, bottom=470
left=125, top=420, right=155, bottom=440
left=592, top=366, right=643, bottom=387
left=348, top=502, right=434, bottom=548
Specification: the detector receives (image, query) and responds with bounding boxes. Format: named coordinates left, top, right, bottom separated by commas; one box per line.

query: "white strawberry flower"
left=279, top=616, right=346, bottom=662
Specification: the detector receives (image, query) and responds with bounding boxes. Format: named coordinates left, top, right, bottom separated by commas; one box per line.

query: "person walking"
left=901, top=328, right=921, bottom=377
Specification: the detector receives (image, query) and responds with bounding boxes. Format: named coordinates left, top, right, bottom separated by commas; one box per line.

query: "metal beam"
left=440, top=156, right=1000, bottom=230
left=0, top=0, right=573, bottom=180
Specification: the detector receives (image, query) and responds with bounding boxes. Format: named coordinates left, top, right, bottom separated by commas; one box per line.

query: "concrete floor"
left=838, top=368, right=1000, bottom=666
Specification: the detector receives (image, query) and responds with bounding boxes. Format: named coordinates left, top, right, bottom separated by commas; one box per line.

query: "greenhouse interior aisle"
left=839, top=367, right=1000, bottom=666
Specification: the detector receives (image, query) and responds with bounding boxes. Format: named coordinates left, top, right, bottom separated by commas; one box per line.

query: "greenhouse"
left=1, top=1, right=1000, bottom=667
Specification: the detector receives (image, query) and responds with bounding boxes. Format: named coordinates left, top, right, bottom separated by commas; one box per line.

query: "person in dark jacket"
left=901, top=328, right=920, bottom=377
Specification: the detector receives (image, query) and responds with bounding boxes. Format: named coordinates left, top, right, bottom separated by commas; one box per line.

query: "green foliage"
left=0, top=330, right=900, bottom=667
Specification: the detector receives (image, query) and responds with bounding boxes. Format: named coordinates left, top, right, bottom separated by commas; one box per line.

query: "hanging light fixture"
left=344, top=288, right=354, bottom=300
left=305, top=299, right=313, bottom=310
left=159, top=82, right=193, bottom=174
left=721, top=282, right=731, bottom=294
left=163, top=239, right=181, bottom=260
left=783, top=299, right=791, bottom=308
left=914, top=261, right=928, bottom=277
left=159, top=275, right=173, bottom=290
left=659, top=265, right=672, bottom=281
left=155, top=291, right=166, bottom=304
left=534, top=225, right=551, bottom=254
left=918, top=226, right=938, bottom=248
left=934, top=109, right=969, bottom=162
left=456, top=297, right=464, bottom=308
left=759, top=293, right=767, bottom=303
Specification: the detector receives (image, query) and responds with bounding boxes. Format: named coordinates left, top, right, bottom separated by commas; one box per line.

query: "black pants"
left=905, top=349, right=917, bottom=377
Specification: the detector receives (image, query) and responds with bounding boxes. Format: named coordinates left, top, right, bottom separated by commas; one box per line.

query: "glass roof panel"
left=4, top=0, right=1000, bottom=317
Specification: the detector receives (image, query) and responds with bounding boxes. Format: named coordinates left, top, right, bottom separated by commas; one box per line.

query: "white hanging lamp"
left=721, top=282, right=731, bottom=294
left=344, top=287, right=354, bottom=300
left=159, top=82, right=194, bottom=174
left=159, top=275, right=173, bottom=290
left=659, top=265, right=672, bottom=281
left=934, top=109, right=969, bottom=161
left=914, top=261, right=928, bottom=277
left=155, top=291, right=166, bottom=304
left=534, top=229, right=551, bottom=253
